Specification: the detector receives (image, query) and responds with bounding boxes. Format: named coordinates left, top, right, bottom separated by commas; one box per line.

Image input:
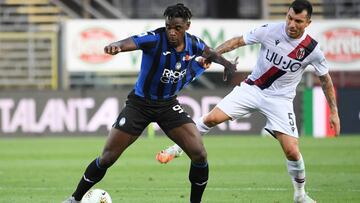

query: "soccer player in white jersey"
left=157, top=0, right=340, bottom=202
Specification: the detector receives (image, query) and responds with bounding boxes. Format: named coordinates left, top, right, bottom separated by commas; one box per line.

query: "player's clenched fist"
left=104, top=42, right=121, bottom=55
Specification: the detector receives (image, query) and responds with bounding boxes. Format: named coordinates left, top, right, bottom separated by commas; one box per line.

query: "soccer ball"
left=81, top=189, right=112, bottom=203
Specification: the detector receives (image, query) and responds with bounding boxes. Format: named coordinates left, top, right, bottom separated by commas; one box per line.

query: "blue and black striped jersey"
left=131, top=27, right=206, bottom=100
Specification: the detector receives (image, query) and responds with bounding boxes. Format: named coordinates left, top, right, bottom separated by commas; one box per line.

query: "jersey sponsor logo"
left=265, top=49, right=301, bottom=72
left=160, top=69, right=187, bottom=84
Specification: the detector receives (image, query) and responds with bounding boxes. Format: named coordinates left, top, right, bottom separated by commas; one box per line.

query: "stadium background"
left=1, top=0, right=360, bottom=137
left=0, top=0, right=360, bottom=202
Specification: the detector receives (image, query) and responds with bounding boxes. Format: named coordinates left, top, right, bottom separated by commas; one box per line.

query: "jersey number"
left=288, top=113, right=295, bottom=126
left=172, top=104, right=184, bottom=114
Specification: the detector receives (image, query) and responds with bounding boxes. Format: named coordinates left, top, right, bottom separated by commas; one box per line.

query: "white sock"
left=287, top=155, right=306, bottom=197
left=195, top=116, right=211, bottom=136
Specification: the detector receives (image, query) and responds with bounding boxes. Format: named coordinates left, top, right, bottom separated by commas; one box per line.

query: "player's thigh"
left=216, top=84, right=259, bottom=120
left=100, top=127, right=140, bottom=167
left=166, top=123, right=207, bottom=162
left=275, top=131, right=300, bottom=161
left=261, top=97, right=299, bottom=137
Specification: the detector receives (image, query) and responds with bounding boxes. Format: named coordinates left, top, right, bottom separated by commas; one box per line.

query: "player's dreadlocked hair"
left=163, top=3, right=192, bottom=22
left=289, top=0, right=313, bottom=19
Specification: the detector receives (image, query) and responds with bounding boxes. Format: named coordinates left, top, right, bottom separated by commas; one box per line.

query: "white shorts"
left=216, top=82, right=299, bottom=138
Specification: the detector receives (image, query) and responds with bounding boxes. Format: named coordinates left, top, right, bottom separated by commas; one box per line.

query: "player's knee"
left=190, top=149, right=207, bottom=163
left=99, top=152, right=118, bottom=168
left=283, top=147, right=301, bottom=161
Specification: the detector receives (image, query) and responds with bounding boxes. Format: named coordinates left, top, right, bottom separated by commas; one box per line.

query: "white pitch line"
left=0, top=186, right=359, bottom=192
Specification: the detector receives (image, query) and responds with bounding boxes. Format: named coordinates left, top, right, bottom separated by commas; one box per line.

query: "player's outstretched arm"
left=319, top=73, right=341, bottom=136
left=202, top=46, right=237, bottom=81
left=104, top=37, right=138, bottom=55
left=215, top=36, right=246, bottom=55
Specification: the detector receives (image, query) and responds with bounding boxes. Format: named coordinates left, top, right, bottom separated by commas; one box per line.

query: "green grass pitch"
left=0, top=135, right=359, bottom=203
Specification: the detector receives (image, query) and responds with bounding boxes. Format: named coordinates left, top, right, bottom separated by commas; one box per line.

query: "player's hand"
left=223, top=56, right=238, bottom=81
left=195, top=56, right=211, bottom=69
left=329, top=112, right=340, bottom=136
left=104, top=42, right=121, bottom=55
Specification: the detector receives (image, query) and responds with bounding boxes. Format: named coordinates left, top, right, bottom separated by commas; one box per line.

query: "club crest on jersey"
left=175, top=62, right=182, bottom=70
left=296, top=48, right=305, bottom=60
left=118, top=117, right=126, bottom=126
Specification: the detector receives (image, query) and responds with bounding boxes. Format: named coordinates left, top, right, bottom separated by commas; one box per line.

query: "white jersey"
left=243, top=22, right=328, bottom=99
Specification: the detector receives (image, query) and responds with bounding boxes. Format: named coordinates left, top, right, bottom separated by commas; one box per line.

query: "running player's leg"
left=70, top=128, right=139, bottom=201
left=64, top=95, right=149, bottom=202
left=166, top=123, right=208, bottom=203
left=157, top=100, right=209, bottom=203
left=157, top=84, right=256, bottom=163
left=156, top=108, right=230, bottom=163
left=262, top=97, right=315, bottom=203
left=276, top=132, right=315, bottom=203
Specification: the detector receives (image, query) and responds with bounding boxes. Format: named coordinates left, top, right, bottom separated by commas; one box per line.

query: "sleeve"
left=196, top=37, right=206, bottom=54
left=310, top=48, right=329, bottom=76
left=190, top=34, right=206, bottom=56
left=243, top=24, right=269, bottom=45
left=192, top=59, right=206, bottom=78
left=131, top=30, right=159, bottom=53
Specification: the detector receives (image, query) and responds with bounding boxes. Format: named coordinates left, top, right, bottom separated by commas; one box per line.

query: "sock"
left=287, top=155, right=306, bottom=197
left=195, top=116, right=211, bottom=136
left=72, top=157, right=108, bottom=201
left=189, top=162, right=209, bottom=203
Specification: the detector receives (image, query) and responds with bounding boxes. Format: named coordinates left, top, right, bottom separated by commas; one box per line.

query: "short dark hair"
left=289, top=0, right=313, bottom=19
left=163, top=3, right=192, bottom=22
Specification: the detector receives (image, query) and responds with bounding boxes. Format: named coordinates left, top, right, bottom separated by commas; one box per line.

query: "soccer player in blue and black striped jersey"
left=63, top=3, right=236, bottom=203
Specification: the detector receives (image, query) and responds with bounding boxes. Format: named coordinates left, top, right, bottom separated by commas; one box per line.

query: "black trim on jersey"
left=189, top=36, right=199, bottom=80
left=138, top=41, right=157, bottom=52
left=288, top=35, right=318, bottom=62
left=302, top=38, right=318, bottom=61
left=190, top=35, right=199, bottom=55
left=142, top=33, right=163, bottom=99
left=244, top=66, right=286, bottom=90
left=258, top=69, right=286, bottom=89
left=169, top=54, right=182, bottom=95
left=175, top=35, right=200, bottom=94
left=156, top=45, right=171, bottom=99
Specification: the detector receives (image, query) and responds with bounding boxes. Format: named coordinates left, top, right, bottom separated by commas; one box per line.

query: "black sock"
left=189, top=162, right=209, bottom=203
left=72, top=157, right=107, bottom=201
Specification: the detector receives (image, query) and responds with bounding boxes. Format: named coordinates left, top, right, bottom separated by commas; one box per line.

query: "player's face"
left=285, top=8, right=311, bottom=39
left=165, top=17, right=190, bottom=47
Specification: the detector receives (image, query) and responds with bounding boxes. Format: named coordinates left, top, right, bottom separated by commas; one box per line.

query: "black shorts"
left=112, top=91, right=194, bottom=136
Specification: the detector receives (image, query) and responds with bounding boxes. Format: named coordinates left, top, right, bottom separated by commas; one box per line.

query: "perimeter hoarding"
left=64, top=19, right=360, bottom=73
left=0, top=89, right=301, bottom=137
left=0, top=88, right=306, bottom=137
left=337, top=89, right=360, bottom=135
